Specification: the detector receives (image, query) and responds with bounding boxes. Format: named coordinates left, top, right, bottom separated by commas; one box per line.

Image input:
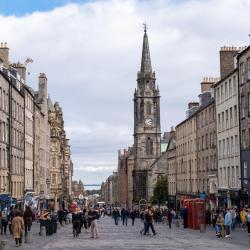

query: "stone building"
left=0, top=44, right=25, bottom=200
left=196, top=79, right=217, bottom=208
left=49, top=101, right=73, bottom=207
left=166, top=128, right=177, bottom=208
left=237, top=45, right=250, bottom=206
left=71, top=180, right=85, bottom=199
left=215, top=68, right=241, bottom=208
left=176, top=108, right=198, bottom=206
left=0, top=60, right=10, bottom=194
left=34, top=73, right=51, bottom=198
left=23, top=85, right=35, bottom=191
left=133, top=28, right=161, bottom=203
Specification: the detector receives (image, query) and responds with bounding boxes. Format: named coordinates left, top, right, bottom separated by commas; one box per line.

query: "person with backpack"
left=23, top=205, right=33, bottom=236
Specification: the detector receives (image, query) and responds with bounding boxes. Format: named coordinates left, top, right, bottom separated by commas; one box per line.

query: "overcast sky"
left=0, top=0, right=249, bottom=186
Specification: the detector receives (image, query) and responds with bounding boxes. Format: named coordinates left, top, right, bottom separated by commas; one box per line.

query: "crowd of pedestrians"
left=0, top=205, right=33, bottom=247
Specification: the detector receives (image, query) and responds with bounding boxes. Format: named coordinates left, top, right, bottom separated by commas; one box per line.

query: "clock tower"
left=133, top=27, right=161, bottom=203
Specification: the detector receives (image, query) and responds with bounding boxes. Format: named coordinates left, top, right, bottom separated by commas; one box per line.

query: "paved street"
left=1, top=217, right=250, bottom=250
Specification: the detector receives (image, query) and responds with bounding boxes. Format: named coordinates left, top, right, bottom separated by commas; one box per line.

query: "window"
left=231, top=136, right=234, bottom=156
left=229, top=79, right=232, bottom=97
left=146, top=137, right=153, bottom=155
left=243, top=161, right=248, bottom=184
left=248, top=93, right=250, bottom=116
left=227, top=138, right=229, bottom=156
left=222, top=112, right=224, bottom=130
left=233, top=76, right=237, bottom=93
left=242, top=130, right=246, bottom=148
left=240, top=62, right=245, bottom=84
left=221, top=85, right=224, bottom=101
left=247, top=58, right=250, bottom=80
left=226, top=110, right=228, bottom=129
left=218, top=114, right=221, bottom=131
left=52, top=174, right=56, bottom=184
left=146, top=102, right=151, bottom=115
left=230, top=107, right=233, bottom=127
left=241, top=96, right=245, bottom=118
left=234, top=105, right=238, bottom=125
left=235, top=135, right=238, bottom=154
left=225, top=81, right=228, bottom=99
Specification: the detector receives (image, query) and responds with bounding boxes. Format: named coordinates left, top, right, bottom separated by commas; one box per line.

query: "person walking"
left=144, top=206, right=156, bottom=236
left=88, top=208, right=99, bottom=239
left=231, top=207, right=236, bottom=231
left=113, top=208, right=120, bottom=226
left=0, top=208, right=8, bottom=235
left=23, top=205, right=33, bottom=236
left=182, top=206, right=188, bottom=229
left=123, top=208, right=129, bottom=226
left=12, top=210, right=24, bottom=247
left=247, top=209, right=250, bottom=236
left=130, top=209, right=136, bottom=226
left=224, top=208, right=232, bottom=238
left=240, top=208, right=247, bottom=230
left=72, top=208, right=81, bottom=237
left=8, top=206, right=15, bottom=234
left=167, top=209, right=173, bottom=229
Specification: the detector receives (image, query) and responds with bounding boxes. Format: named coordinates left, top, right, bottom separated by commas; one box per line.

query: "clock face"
left=145, top=118, right=153, bottom=126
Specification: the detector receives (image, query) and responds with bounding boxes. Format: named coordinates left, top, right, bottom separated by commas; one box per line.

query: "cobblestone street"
left=1, top=217, right=249, bottom=250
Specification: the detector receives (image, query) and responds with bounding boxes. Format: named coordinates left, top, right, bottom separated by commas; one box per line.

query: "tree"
left=151, top=176, right=168, bottom=206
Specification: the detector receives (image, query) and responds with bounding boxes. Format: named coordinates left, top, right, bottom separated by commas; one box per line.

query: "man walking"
left=88, top=208, right=99, bottom=239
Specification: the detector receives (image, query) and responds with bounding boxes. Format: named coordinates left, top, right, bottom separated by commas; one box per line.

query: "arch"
left=146, top=137, right=153, bottom=155
left=146, top=102, right=151, bottom=115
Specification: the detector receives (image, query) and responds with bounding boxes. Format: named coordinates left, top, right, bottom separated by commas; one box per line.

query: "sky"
left=0, top=0, right=249, bottom=186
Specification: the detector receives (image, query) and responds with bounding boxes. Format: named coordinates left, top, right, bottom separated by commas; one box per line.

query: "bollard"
left=40, top=226, right=46, bottom=237
left=0, top=240, right=8, bottom=250
left=200, top=224, right=206, bottom=233
left=175, top=220, right=180, bottom=227
left=25, top=231, right=32, bottom=243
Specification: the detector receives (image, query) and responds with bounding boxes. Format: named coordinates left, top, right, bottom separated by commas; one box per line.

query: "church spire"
left=140, top=24, right=152, bottom=74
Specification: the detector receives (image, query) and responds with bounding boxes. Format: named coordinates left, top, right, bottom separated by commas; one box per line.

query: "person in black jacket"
left=72, top=208, right=81, bottom=237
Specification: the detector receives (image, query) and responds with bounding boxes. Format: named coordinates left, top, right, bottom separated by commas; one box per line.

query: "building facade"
left=238, top=46, right=250, bottom=206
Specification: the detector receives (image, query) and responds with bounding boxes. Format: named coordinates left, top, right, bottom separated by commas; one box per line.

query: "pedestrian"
left=130, top=209, right=136, bottom=226
left=211, top=209, right=217, bottom=228
left=72, top=208, right=81, bottom=237
left=215, top=213, right=225, bottom=238
left=167, top=209, right=173, bottom=229
left=247, top=208, right=250, bottom=236
left=143, top=206, right=157, bottom=236
left=240, top=208, right=247, bottom=230
left=231, top=207, right=236, bottom=231
left=88, top=208, right=99, bottom=239
left=182, top=206, right=188, bottom=229
left=23, top=205, right=33, bottom=236
left=113, top=208, right=120, bottom=226
left=8, top=206, right=15, bottom=234
left=0, top=208, right=8, bottom=235
left=224, top=208, right=232, bottom=238
left=12, top=210, right=24, bottom=247
left=123, top=208, right=129, bottom=226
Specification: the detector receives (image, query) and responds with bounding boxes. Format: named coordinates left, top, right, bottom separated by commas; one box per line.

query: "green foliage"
left=151, top=176, right=168, bottom=205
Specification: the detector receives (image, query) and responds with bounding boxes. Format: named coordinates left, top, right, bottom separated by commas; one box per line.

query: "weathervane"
left=143, top=22, right=147, bottom=33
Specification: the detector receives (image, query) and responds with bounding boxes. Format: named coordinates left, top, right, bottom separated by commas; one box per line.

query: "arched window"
left=146, top=102, right=151, bottom=115
left=51, top=128, right=56, bottom=137
left=146, top=137, right=153, bottom=155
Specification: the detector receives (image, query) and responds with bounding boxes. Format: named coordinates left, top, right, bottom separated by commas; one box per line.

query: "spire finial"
left=143, top=22, right=147, bottom=33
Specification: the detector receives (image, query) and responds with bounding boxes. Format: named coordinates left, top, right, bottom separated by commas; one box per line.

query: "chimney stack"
left=0, top=42, right=9, bottom=68
left=219, top=46, right=238, bottom=79
left=11, top=62, right=26, bottom=82
left=38, top=73, right=47, bottom=99
left=200, top=77, right=219, bottom=93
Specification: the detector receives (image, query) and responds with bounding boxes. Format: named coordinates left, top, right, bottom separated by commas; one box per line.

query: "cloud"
left=0, top=0, right=249, bottom=184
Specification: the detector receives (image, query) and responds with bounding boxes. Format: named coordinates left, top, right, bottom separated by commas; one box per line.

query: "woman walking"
left=12, top=210, right=24, bottom=247
left=23, top=205, right=33, bottom=236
